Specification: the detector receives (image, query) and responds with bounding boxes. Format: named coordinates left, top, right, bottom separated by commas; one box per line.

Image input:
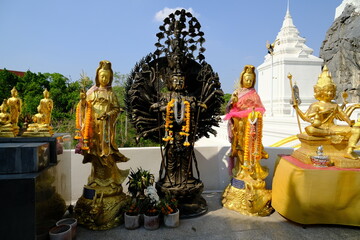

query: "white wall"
left=69, top=146, right=294, bottom=204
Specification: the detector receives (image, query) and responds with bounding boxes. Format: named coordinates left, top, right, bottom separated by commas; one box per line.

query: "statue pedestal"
left=292, top=133, right=360, bottom=168
left=222, top=178, right=273, bottom=217
left=75, top=185, right=128, bottom=230
left=156, top=179, right=207, bottom=218
left=0, top=142, right=49, bottom=174
left=0, top=133, right=69, bottom=165
left=0, top=155, right=71, bottom=240
left=22, top=124, right=54, bottom=137
left=0, top=126, right=15, bottom=137
left=272, top=155, right=360, bottom=226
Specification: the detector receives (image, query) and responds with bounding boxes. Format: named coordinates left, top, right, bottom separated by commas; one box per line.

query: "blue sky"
left=0, top=0, right=342, bottom=94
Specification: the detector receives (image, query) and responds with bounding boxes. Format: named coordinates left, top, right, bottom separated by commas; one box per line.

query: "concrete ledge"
left=69, top=146, right=294, bottom=203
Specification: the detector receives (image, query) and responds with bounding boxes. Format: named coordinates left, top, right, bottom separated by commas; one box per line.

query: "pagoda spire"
left=287, top=0, right=290, bottom=14
left=281, top=0, right=295, bottom=29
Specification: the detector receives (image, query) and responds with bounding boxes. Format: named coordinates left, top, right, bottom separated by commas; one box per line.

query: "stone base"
left=0, top=129, right=15, bottom=137
left=0, top=163, right=68, bottom=240
left=222, top=184, right=273, bottom=217
left=156, top=179, right=208, bottom=218
left=22, top=131, right=52, bottom=137
left=292, top=133, right=360, bottom=168
left=22, top=125, right=54, bottom=137
left=0, top=142, right=50, bottom=173
left=75, top=186, right=129, bottom=230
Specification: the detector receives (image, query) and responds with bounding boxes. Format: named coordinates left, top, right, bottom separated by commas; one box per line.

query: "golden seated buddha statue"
left=292, top=66, right=360, bottom=168
left=0, top=100, right=15, bottom=137
left=22, top=89, right=54, bottom=137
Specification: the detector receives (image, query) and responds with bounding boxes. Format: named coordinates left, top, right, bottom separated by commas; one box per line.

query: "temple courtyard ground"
left=75, top=192, right=360, bottom=240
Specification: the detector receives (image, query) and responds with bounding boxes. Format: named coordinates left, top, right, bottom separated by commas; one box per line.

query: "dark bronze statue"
left=126, top=9, right=224, bottom=217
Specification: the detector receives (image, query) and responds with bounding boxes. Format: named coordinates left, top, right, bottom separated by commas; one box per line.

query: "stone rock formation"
left=320, top=3, right=360, bottom=103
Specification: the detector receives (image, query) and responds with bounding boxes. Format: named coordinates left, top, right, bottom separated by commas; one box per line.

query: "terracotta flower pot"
left=164, top=209, right=180, bottom=227
left=56, top=218, right=77, bottom=239
left=49, top=224, right=71, bottom=240
left=144, top=214, right=159, bottom=230
left=124, top=212, right=141, bottom=230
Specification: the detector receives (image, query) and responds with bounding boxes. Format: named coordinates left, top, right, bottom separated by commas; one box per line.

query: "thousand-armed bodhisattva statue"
left=126, top=9, right=224, bottom=217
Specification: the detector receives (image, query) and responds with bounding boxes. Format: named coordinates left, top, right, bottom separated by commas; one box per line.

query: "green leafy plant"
left=127, top=168, right=155, bottom=198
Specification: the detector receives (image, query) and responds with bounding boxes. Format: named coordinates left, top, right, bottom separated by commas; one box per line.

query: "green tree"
left=221, top=93, right=232, bottom=114
left=45, top=73, right=81, bottom=120
left=17, top=71, right=50, bottom=120
left=0, top=69, right=20, bottom=103
left=112, top=72, right=157, bottom=147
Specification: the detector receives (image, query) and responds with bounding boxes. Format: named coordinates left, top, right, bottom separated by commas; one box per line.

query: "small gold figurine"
left=22, top=89, right=54, bottom=137
left=222, top=65, right=273, bottom=216
left=7, top=87, right=22, bottom=136
left=74, top=60, right=129, bottom=230
left=0, top=100, right=15, bottom=137
left=292, top=65, right=360, bottom=168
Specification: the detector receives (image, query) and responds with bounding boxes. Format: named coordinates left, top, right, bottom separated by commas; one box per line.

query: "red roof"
left=0, top=69, right=26, bottom=77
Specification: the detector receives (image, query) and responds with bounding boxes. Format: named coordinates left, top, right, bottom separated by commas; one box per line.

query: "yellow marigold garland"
left=163, top=99, right=191, bottom=147
left=163, top=99, right=175, bottom=142
left=243, top=111, right=263, bottom=171
left=74, top=102, right=82, bottom=139
left=180, top=100, right=190, bottom=146
left=81, top=101, right=92, bottom=151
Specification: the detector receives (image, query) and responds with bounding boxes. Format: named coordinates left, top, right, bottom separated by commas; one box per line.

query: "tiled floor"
left=76, top=192, right=360, bottom=240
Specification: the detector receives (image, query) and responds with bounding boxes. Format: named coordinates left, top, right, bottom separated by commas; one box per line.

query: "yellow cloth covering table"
left=272, top=155, right=360, bottom=226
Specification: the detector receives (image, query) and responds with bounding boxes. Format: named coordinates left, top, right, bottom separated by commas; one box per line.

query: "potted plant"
left=143, top=185, right=160, bottom=230
left=124, top=198, right=141, bottom=230
left=160, top=193, right=179, bottom=227
left=127, top=168, right=155, bottom=199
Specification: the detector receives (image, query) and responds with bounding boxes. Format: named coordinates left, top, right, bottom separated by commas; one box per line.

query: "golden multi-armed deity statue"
left=222, top=65, right=273, bottom=216
left=0, top=100, right=15, bottom=137
left=23, top=88, right=54, bottom=137
left=74, top=60, right=129, bottom=230
left=291, top=65, right=360, bottom=168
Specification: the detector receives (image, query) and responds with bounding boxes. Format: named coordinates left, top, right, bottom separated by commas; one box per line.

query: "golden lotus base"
left=22, top=124, right=54, bottom=137
left=0, top=129, right=15, bottom=137
left=75, top=188, right=128, bottom=230
left=222, top=184, right=273, bottom=217
left=293, top=133, right=360, bottom=168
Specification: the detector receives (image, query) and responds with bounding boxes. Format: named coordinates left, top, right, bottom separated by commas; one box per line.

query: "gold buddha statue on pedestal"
left=23, top=89, right=54, bottom=137
left=7, top=87, right=22, bottom=136
left=0, top=100, right=15, bottom=137
left=292, top=65, right=360, bottom=168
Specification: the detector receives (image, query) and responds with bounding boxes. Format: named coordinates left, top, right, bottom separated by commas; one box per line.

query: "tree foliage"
left=221, top=93, right=232, bottom=114
left=112, top=72, right=157, bottom=147
left=45, top=73, right=81, bottom=119
left=0, top=69, right=19, bottom=103
left=0, top=69, right=81, bottom=124
left=0, top=69, right=160, bottom=147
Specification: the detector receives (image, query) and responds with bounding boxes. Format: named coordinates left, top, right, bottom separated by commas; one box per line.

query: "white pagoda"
left=257, top=6, right=323, bottom=116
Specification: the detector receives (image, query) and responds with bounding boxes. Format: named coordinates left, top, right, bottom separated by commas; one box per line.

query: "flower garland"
left=243, top=111, right=263, bottom=172
left=74, top=102, right=82, bottom=140
left=163, top=99, right=175, bottom=143
left=180, top=100, right=190, bottom=146
left=81, top=101, right=92, bottom=151
left=163, top=98, right=191, bottom=146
